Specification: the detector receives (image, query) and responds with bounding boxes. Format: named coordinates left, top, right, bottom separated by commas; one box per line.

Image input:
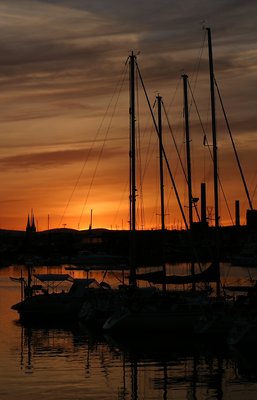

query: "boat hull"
left=11, top=293, right=84, bottom=323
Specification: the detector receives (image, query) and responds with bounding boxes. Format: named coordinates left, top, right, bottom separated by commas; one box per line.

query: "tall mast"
left=157, top=94, right=166, bottom=291
left=207, top=27, right=219, bottom=229
left=157, top=95, right=165, bottom=231
left=207, top=27, right=220, bottom=296
left=182, top=74, right=193, bottom=229
left=129, top=51, right=136, bottom=232
left=129, top=51, right=137, bottom=285
left=182, top=74, right=195, bottom=291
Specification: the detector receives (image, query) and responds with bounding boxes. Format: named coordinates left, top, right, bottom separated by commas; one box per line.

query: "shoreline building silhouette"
left=26, top=211, right=36, bottom=233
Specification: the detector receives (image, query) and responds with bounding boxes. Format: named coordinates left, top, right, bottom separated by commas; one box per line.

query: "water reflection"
left=106, top=331, right=226, bottom=400
left=3, top=265, right=257, bottom=400
left=15, top=320, right=257, bottom=400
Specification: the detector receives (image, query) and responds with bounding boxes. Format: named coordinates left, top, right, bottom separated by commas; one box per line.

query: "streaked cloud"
left=0, top=0, right=257, bottom=230
left=0, top=145, right=126, bottom=170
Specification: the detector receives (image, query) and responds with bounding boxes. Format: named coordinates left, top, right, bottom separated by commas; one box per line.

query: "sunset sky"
left=0, top=0, right=256, bottom=232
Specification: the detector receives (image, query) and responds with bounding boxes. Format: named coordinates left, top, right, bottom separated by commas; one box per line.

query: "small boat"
left=11, top=273, right=105, bottom=323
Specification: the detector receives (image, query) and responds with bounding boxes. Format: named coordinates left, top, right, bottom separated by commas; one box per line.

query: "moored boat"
left=11, top=272, right=108, bottom=323
left=103, top=289, right=211, bottom=334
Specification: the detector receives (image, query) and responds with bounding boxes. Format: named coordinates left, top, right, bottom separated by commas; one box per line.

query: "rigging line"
left=181, top=108, right=201, bottom=224
left=188, top=78, right=209, bottom=182
left=214, top=77, right=254, bottom=211
left=162, top=80, right=185, bottom=179
left=166, top=76, right=181, bottom=113
left=162, top=97, right=187, bottom=222
left=163, top=78, right=184, bottom=169
left=77, top=64, right=128, bottom=229
left=140, top=97, right=158, bottom=184
left=137, top=97, right=163, bottom=228
left=150, top=184, right=160, bottom=229
left=182, top=79, right=202, bottom=223
left=142, top=99, right=157, bottom=179
left=109, top=270, right=126, bottom=284
left=188, top=80, right=208, bottom=140
left=190, top=28, right=207, bottom=101
left=58, top=154, right=89, bottom=228
left=58, top=63, right=128, bottom=229
left=141, top=122, right=156, bottom=182
left=112, top=180, right=129, bottom=229
left=184, top=32, right=206, bottom=204
left=149, top=99, right=164, bottom=229
left=162, top=99, right=187, bottom=182
left=220, top=180, right=234, bottom=225
left=188, top=80, right=234, bottom=225
left=144, top=102, right=161, bottom=229
left=135, top=61, right=188, bottom=229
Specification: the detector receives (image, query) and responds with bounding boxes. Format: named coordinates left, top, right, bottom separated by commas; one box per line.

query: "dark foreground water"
left=1, top=264, right=257, bottom=400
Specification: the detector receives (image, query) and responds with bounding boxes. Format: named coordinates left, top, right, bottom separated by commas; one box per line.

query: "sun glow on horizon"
left=0, top=2, right=257, bottom=233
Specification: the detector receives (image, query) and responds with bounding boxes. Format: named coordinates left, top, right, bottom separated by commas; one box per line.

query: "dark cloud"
left=0, top=0, right=256, bottom=128
left=1, top=0, right=256, bottom=86
left=35, top=0, right=257, bottom=50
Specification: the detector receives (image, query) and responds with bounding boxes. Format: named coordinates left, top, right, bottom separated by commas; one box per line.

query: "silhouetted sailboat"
left=191, top=27, right=256, bottom=340
left=103, top=44, right=224, bottom=335
left=11, top=271, right=105, bottom=323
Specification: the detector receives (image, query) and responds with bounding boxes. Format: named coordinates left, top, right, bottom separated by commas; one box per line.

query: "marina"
left=7, top=261, right=257, bottom=341
left=1, top=264, right=257, bottom=400
left=0, top=2, right=257, bottom=398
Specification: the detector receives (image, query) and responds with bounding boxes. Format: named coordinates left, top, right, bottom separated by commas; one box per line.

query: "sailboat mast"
left=182, top=74, right=193, bottom=229
left=157, top=95, right=165, bottom=231
left=207, top=27, right=219, bottom=229
left=207, top=27, right=220, bottom=296
left=157, top=94, right=166, bottom=291
left=129, top=51, right=137, bottom=286
left=182, top=74, right=195, bottom=291
left=129, top=51, right=136, bottom=232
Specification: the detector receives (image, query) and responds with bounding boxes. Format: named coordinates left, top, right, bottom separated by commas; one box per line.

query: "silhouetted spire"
left=26, top=210, right=37, bottom=233
left=31, top=214, right=36, bottom=232
left=26, top=215, right=31, bottom=232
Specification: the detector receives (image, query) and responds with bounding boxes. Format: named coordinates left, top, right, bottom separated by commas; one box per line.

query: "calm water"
left=1, top=264, right=257, bottom=400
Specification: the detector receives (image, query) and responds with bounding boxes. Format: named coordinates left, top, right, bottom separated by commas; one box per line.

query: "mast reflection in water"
left=1, top=266, right=257, bottom=400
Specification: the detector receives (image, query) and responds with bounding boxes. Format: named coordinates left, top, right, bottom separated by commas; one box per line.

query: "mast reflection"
left=17, top=322, right=257, bottom=400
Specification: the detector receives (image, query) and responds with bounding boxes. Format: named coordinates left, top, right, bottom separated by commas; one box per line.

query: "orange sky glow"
left=0, top=1, right=256, bottom=232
